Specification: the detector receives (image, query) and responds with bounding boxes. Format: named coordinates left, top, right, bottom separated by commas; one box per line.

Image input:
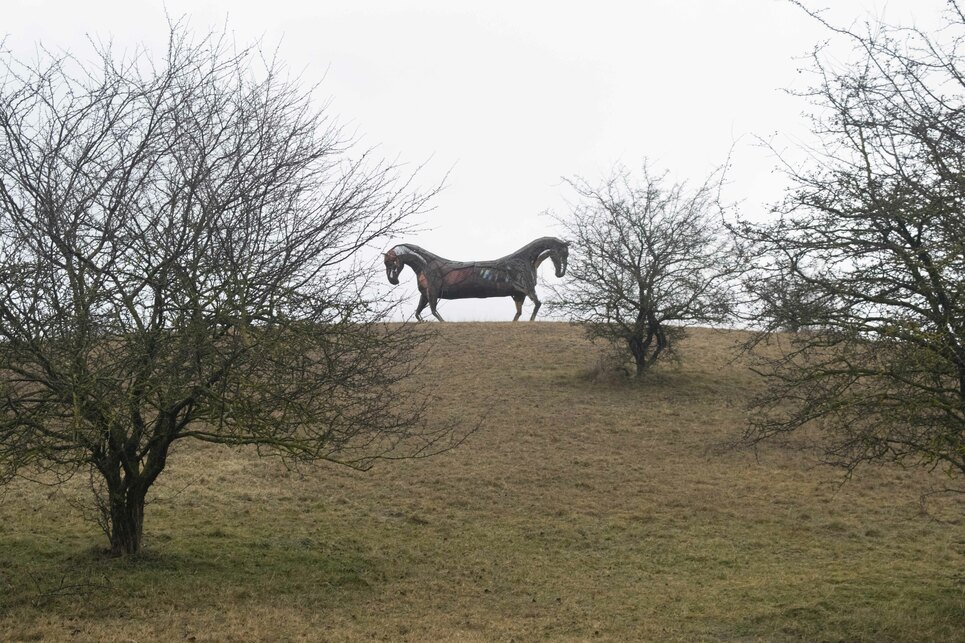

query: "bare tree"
left=746, top=270, right=832, bottom=333
left=739, top=2, right=965, bottom=476
left=551, top=163, right=742, bottom=376
left=0, top=25, right=456, bottom=556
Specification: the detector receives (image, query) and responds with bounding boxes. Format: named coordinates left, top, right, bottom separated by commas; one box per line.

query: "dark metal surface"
left=384, top=237, right=569, bottom=321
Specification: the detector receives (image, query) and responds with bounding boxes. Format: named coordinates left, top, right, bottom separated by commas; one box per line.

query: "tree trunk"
left=629, top=336, right=650, bottom=377
left=633, top=353, right=650, bottom=377
left=630, top=320, right=666, bottom=377
left=651, top=326, right=667, bottom=364
left=108, top=485, right=146, bottom=557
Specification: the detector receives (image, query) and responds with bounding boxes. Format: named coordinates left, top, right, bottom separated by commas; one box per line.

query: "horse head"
left=551, top=240, right=569, bottom=278
left=384, top=248, right=403, bottom=285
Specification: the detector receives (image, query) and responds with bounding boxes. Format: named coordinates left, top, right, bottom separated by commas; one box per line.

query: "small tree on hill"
left=0, top=25, right=456, bottom=556
left=739, top=2, right=965, bottom=476
left=747, top=271, right=832, bottom=333
left=551, top=163, right=742, bottom=376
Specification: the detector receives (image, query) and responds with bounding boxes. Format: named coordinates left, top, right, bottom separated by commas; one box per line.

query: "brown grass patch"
left=1, top=323, right=962, bottom=641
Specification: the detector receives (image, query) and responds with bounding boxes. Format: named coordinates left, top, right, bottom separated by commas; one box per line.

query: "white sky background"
left=4, top=0, right=953, bottom=320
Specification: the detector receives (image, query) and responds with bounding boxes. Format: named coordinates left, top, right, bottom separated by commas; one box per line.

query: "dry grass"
left=1, top=323, right=962, bottom=642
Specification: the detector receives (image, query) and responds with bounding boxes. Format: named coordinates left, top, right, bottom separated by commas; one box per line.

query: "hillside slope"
left=1, top=323, right=962, bottom=641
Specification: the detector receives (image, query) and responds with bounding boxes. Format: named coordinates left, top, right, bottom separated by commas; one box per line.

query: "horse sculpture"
left=383, top=237, right=569, bottom=321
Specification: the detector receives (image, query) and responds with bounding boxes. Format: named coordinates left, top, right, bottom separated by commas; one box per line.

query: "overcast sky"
left=4, top=0, right=952, bottom=320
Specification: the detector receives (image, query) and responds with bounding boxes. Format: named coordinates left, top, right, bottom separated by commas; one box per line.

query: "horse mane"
left=496, top=237, right=567, bottom=262
left=389, top=237, right=566, bottom=267
left=391, top=243, right=444, bottom=264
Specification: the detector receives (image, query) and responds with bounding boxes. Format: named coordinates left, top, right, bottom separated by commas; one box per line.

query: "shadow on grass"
left=0, top=529, right=377, bottom=617
left=728, top=579, right=965, bottom=642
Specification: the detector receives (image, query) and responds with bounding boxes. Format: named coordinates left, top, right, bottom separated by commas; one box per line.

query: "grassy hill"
left=1, top=323, right=962, bottom=641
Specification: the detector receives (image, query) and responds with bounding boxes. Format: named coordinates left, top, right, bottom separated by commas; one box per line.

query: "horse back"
left=433, top=259, right=534, bottom=299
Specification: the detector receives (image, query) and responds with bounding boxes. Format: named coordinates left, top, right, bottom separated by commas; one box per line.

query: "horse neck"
left=534, top=249, right=556, bottom=269
left=394, top=245, right=431, bottom=272
left=520, top=237, right=562, bottom=263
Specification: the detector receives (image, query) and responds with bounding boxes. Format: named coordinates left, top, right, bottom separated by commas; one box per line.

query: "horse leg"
left=528, top=291, right=541, bottom=321
left=429, top=293, right=445, bottom=322
left=414, top=293, right=428, bottom=321
left=512, top=294, right=524, bottom=322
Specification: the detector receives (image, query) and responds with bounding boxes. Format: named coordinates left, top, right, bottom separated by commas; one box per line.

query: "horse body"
left=384, top=237, right=568, bottom=321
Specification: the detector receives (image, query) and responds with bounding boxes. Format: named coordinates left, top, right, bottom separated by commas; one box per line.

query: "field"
left=0, top=323, right=962, bottom=641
